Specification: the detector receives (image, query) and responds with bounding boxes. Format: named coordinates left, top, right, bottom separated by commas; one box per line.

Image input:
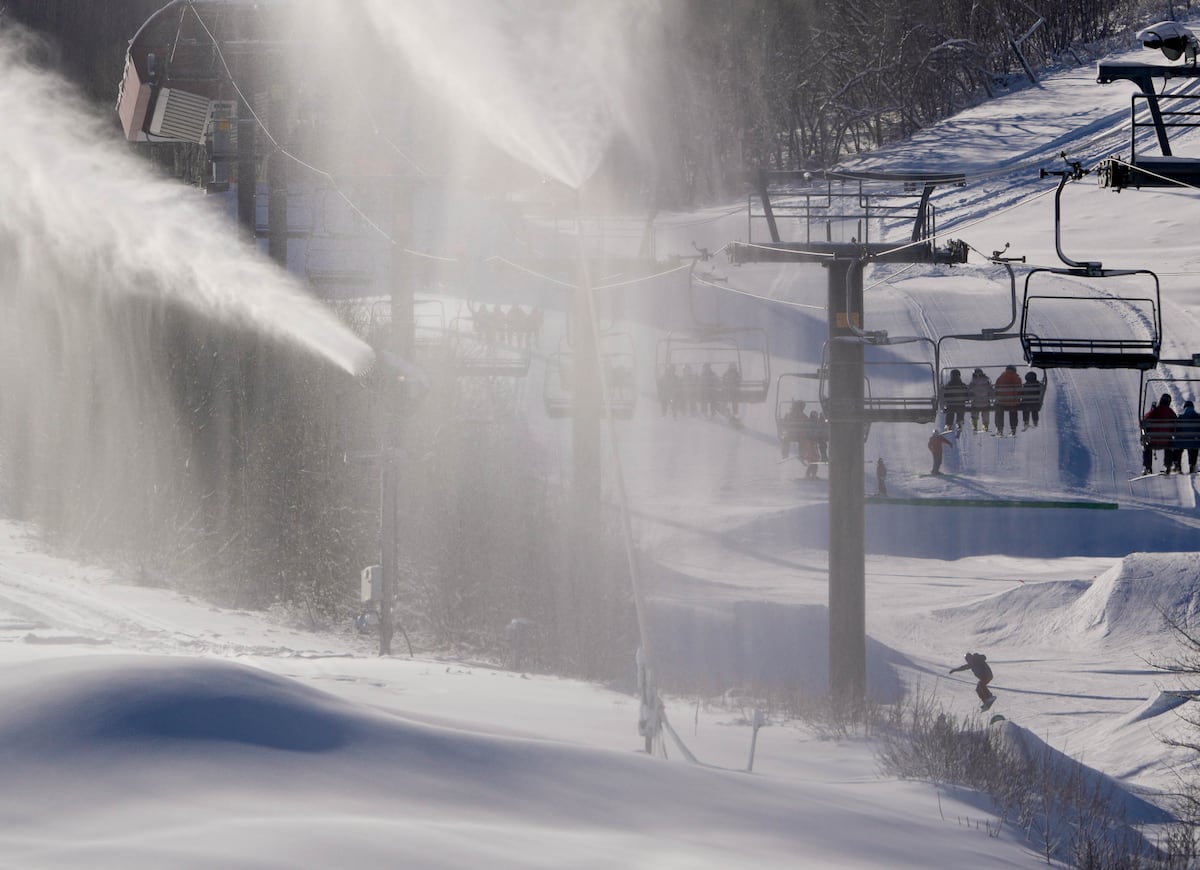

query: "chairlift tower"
left=1096, top=23, right=1200, bottom=190
left=730, top=169, right=967, bottom=703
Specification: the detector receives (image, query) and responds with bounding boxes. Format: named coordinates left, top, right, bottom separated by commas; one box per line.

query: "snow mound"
left=1117, top=690, right=1191, bottom=727
left=991, top=719, right=1174, bottom=826
left=1056, top=553, right=1200, bottom=645
left=929, top=553, right=1200, bottom=650
left=0, top=654, right=374, bottom=754
left=0, top=654, right=989, bottom=869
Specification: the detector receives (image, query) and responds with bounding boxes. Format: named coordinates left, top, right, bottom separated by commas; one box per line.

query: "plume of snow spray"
left=0, top=27, right=369, bottom=556
left=360, top=0, right=659, bottom=190
left=0, top=31, right=372, bottom=376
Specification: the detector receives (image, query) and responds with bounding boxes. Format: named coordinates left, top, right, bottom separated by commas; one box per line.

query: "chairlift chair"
left=1019, top=268, right=1161, bottom=370
left=1096, top=54, right=1200, bottom=191
left=817, top=339, right=940, bottom=424
left=1019, top=169, right=1162, bottom=370
left=937, top=363, right=1046, bottom=432
left=775, top=372, right=822, bottom=445
left=1138, top=373, right=1200, bottom=460
left=448, top=313, right=531, bottom=378
left=655, top=328, right=771, bottom=406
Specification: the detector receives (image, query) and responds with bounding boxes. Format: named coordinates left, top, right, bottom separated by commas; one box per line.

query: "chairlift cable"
left=591, top=261, right=692, bottom=291
left=693, top=273, right=825, bottom=311
left=484, top=256, right=576, bottom=289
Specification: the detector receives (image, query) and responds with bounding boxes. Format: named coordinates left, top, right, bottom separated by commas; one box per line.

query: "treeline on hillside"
left=652, top=0, right=1156, bottom=203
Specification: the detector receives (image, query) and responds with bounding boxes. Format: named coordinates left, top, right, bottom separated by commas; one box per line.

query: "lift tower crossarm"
left=729, top=240, right=967, bottom=265
left=736, top=170, right=967, bottom=266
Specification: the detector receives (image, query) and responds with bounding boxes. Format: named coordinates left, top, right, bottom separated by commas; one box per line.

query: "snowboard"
left=1128, top=470, right=1180, bottom=481
left=980, top=695, right=997, bottom=712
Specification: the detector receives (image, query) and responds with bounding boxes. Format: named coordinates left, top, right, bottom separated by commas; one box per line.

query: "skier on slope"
left=927, top=429, right=954, bottom=475
left=950, top=652, right=995, bottom=710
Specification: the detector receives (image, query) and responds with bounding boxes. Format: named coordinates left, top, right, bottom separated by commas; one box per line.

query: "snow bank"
left=926, top=553, right=1200, bottom=652
left=0, top=654, right=1024, bottom=869
left=1064, top=553, right=1200, bottom=645
left=991, top=718, right=1173, bottom=825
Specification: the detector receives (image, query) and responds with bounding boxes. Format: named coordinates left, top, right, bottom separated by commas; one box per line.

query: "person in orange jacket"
left=993, top=365, right=1022, bottom=436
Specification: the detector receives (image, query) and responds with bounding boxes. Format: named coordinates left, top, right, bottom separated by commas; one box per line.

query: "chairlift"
left=1138, top=372, right=1200, bottom=463
left=543, top=332, right=637, bottom=419
left=447, top=311, right=531, bottom=378
left=655, top=328, right=770, bottom=409
left=368, top=298, right=450, bottom=365
left=775, top=372, right=820, bottom=445
left=1019, top=170, right=1162, bottom=370
left=936, top=363, right=1046, bottom=434
left=934, top=255, right=1041, bottom=415
left=817, top=338, right=940, bottom=424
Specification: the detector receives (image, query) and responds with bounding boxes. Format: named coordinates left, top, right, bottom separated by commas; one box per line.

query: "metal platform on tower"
left=1096, top=58, right=1200, bottom=191
left=729, top=170, right=968, bottom=266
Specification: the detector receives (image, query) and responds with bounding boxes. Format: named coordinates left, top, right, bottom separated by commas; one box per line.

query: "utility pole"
left=378, top=177, right=414, bottom=656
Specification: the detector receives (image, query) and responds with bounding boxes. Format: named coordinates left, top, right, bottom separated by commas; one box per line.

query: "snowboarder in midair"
left=950, top=652, right=995, bottom=710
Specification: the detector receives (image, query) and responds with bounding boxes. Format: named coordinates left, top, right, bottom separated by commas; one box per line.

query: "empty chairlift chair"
left=1019, top=169, right=1161, bottom=371
left=818, top=338, right=940, bottom=425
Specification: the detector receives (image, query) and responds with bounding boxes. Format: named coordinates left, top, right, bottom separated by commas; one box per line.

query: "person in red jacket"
left=928, top=429, right=955, bottom=475
left=993, top=365, right=1022, bottom=437
left=1142, top=393, right=1178, bottom=475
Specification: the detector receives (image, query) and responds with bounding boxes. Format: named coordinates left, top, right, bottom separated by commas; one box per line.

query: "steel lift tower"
left=730, top=169, right=967, bottom=703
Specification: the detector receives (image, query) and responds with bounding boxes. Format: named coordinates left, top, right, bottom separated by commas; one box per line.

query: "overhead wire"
left=694, top=273, right=825, bottom=311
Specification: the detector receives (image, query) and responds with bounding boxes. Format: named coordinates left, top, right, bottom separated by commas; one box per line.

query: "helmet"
left=950, top=368, right=961, bottom=377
